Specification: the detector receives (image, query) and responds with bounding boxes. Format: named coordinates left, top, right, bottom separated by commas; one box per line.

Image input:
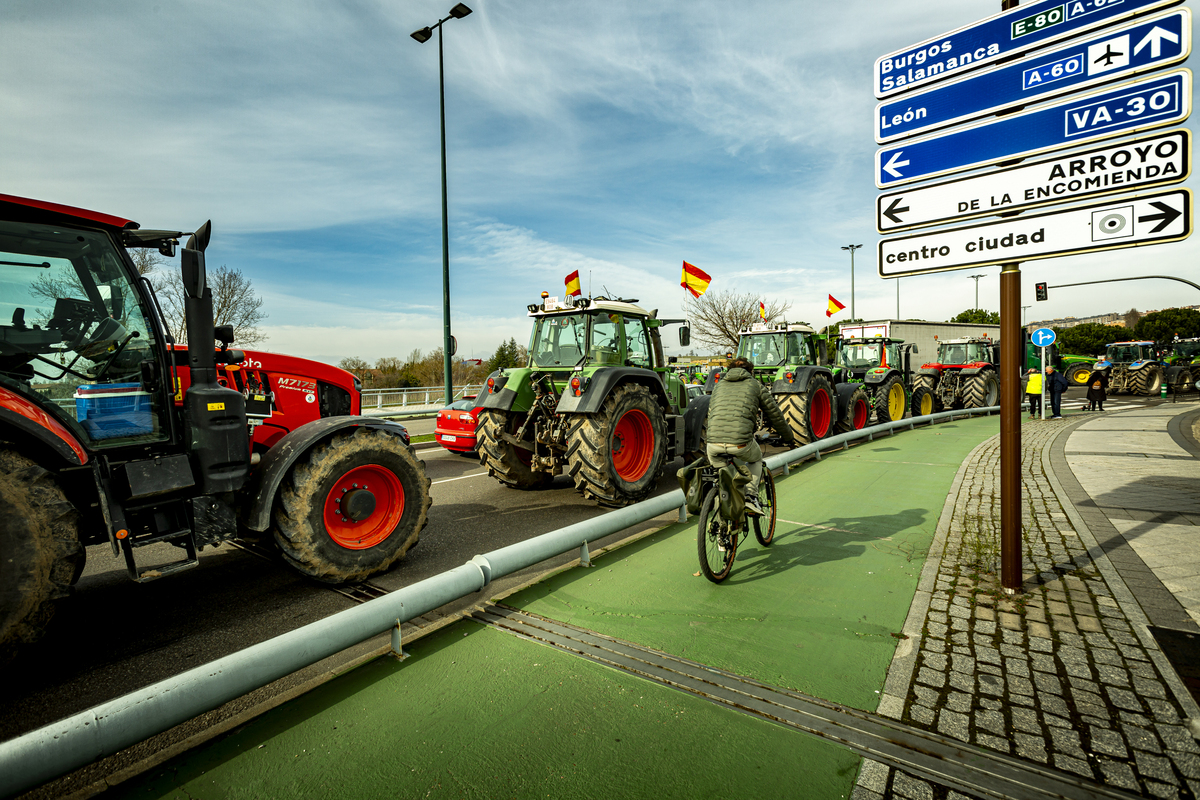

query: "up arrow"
left=1137, top=201, right=1181, bottom=232
left=883, top=197, right=909, bottom=225
left=1133, top=26, right=1179, bottom=59
left=882, top=151, right=910, bottom=179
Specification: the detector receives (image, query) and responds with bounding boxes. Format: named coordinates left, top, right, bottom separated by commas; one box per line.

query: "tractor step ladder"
left=120, top=527, right=200, bottom=582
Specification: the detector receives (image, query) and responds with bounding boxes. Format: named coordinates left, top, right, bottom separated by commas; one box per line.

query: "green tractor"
left=478, top=293, right=705, bottom=507
left=831, top=335, right=920, bottom=423
left=1061, top=354, right=1099, bottom=386
left=1164, top=337, right=1200, bottom=387
left=715, top=322, right=855, bottom=444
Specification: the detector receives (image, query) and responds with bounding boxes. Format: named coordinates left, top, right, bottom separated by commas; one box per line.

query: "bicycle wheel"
left=697, top=486, right=736, bottom=583
left=753, top=469, right=777, bottom=546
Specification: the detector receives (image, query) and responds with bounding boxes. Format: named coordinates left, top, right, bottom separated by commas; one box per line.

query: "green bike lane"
left=114, top=415, right=997, bottom=800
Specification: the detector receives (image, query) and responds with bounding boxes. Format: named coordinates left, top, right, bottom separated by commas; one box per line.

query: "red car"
left=435, top=396, right=484, bottom=455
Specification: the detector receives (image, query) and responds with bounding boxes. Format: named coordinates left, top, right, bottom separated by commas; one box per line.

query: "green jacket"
left=706, top=367, right=794, bottom=446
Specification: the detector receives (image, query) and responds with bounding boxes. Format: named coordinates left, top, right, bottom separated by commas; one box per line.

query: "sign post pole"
left=1041, top=345, right=1047, bottom=421
left=998, top=0, right=1023, bottom=596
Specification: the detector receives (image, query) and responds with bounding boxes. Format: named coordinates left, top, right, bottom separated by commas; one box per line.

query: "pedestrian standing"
left=1046, top=364, right=1070, bottom=419
left=1085, top=361, right=1110, bottom=412
left=1025, top=368, right=1043, bottom=419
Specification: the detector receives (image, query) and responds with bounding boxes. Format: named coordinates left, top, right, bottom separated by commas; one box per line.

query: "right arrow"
left=1137, top=201, right=1181, bottom=232
left=883, top=197, right=909, bottom=225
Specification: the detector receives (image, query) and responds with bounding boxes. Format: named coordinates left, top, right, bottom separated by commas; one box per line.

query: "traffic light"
left=1035, top=282, right=1048, bottom=301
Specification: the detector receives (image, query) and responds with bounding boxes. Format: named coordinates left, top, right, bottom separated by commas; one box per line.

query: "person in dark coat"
left=706, top=357, right=796, bottom=515
left=1046, top=364, right=1070, bottom=419
left=1085, top=361, right=1110, bottom=412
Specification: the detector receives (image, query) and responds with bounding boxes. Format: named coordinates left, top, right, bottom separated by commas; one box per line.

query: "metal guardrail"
left=360, top=384, right=480, bottom=410
left=0, top=405, right=998, bottom=797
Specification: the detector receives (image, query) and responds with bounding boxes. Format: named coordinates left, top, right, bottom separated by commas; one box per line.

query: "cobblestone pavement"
left=854, top=407, right=1200, bottom=800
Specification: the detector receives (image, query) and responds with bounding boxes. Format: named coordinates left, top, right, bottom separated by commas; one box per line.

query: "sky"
left=3, top=0, right=1198, bottom=369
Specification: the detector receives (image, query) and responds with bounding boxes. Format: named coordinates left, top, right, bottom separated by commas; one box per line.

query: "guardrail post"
left=580, top=541, right=592, bottom=567
left=390, top=619, right=408, bottom=660
left=677, top=504, right=687, bottom=522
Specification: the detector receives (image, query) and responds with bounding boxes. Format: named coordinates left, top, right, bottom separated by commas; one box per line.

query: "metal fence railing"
left=359, top=385, right=481, bottom=410
left=0, top=406, right=999, bottom=797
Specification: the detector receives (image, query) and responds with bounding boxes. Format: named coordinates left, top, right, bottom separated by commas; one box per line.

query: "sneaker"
left=1052, top=415, right=1063, bottom=419
left=744, top=498, right=764, bottom=517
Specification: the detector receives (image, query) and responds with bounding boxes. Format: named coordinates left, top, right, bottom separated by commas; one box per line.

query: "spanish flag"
left=680, top=261, right=711, bottom=298
left=826, top=294, right=846, bottom=318
left=565, top=269, right=582, bottom=297
left=758, top=301, right=766, bottom=321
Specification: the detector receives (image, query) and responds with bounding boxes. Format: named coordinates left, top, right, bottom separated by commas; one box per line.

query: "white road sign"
left=876, top=129, right=1190, bottom=233
left=878, top=189, right=1191, bottom=277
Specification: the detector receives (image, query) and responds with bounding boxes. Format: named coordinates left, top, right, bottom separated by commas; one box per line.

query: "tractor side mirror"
left=214, top=325, right=235, bottom=346
left=679, top=326, right=690, bottom=347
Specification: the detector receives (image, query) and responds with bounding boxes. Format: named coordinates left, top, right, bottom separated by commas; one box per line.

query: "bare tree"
left=128, top=248, right=165, bottom=276
left=1123, top=307, right=1142, bottom=329
left=682, top=289, right=792, bottom=352
left=153, top=264, right=267, bottom=345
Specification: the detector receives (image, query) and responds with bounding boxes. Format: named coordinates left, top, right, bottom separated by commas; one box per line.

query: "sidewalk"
left=95, top=405, right=1200, bottom=800
left=856, top=402, right=1200, bottom=799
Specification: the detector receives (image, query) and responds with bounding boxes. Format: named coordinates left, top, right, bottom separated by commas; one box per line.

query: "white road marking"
left=432, top=472, right=490, bottom=485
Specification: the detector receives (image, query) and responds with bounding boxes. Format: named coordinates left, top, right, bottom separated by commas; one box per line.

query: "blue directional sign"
left=1032, top=328, right=1058, bottom=347
left=876, top=9, right=1191, bottom=143
left=875, top=0, right=1177, bottom=98
left=876, top=70, right=1191, bottom=188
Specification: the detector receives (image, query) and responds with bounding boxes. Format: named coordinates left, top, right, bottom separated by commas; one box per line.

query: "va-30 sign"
left=874, top=0, right=1178, bottom=98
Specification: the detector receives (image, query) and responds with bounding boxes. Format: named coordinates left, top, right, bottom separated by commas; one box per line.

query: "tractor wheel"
left=684, top=419, right=708, bottom=464
left=0, top=450, right=84, bottom=667
left=777, top=375, right=834, bottom=445
left=477, top=409, right=551, bottom=490
left=1065, top=363, right=1092, bottom=386
left=835, top=386, right=871, bottom=434
left=963, top=369, right=1000, bottom=409
left=1174, top=369, right=1194, bottom=393
left=273, top=428, right=431, bottom=584
left=875, top=375, right=907, bottom=423
left=910, top=385, right=936, bottom=417
left=912, top=375, right=942, bottom=413
left=1130, top=365, right=1164, bottom=396
left=567, top=383, right=667, bottom=506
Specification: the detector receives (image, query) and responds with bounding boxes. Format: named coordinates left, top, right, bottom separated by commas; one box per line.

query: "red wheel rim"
left=852, top=397, right=869, bottom=429
left=324, top=465, right=405, bottom=550
left=810, top=389, right=832, bottom=437
left=611, top=408, right=654, bottom=481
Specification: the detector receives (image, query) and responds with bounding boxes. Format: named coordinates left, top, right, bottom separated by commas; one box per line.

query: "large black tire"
left=910, top=385, right=936, bottom=417
left=273, top=428, right=431, bottom=584
left=777, top=375, right=834, bottom=445
left=684, top=419, right=708, bottom=464
left=1174, top=368, right=1194, bottom=393
left=477, top=409, right=551, bottom=490
left=911, top=374, right=941, bottom=412
left=835, top=386, right=870, bottom=434
left=697, top=486, right=735, bottom=583
left=875, top=374, right=907, bottom=423
left=1065, top=362, right=1092, bottom=386
left=0, top=450, right=83, bottom=667
left=1130, top=365, right=1164, bottom=396
left=566, top=383, right=667, bottom=506
left=963, top=368, right=1000, bottom=408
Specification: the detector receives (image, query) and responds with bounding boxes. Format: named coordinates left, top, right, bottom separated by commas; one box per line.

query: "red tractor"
left=911, top=336, right=1000, bottom=412
left=0, top=194, right=431, bottom=664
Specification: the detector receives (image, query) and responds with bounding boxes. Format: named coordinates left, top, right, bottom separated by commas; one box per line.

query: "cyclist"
left=706, top=356, right=796, bottom=516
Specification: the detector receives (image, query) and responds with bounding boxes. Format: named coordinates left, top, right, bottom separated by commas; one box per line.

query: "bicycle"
left=696, top=459, right=777, bottom=583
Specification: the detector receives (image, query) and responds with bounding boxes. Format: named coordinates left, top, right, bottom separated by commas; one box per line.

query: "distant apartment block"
left=1027, top=304, right=1199, bottom=333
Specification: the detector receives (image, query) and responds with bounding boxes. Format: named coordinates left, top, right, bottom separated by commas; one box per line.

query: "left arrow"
left=883, top=197, right=909, bottom=225
left=882, top=152, right=909, bottom=179
left=1138, top=201, right=1182, bottom=232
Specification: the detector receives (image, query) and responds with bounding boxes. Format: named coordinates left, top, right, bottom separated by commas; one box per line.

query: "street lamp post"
left=412, top=3, right=473, bottom=406
left=968, top=273, right=986, bottom=311
left=842, top=244, right=862, bottom=320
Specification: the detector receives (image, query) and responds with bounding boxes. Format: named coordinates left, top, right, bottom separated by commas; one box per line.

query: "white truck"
left=840, top=320, right=1001, bottom=367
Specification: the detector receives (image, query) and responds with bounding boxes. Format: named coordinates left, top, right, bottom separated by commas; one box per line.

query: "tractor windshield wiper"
left=0, top=260, right=51, bottom=269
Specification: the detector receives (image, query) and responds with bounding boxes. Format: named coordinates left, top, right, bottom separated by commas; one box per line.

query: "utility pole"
left=842, top=244, right=862, bottom=319
left=969, top=273, right=986, bottom=310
